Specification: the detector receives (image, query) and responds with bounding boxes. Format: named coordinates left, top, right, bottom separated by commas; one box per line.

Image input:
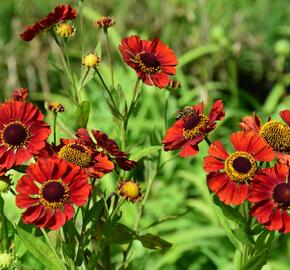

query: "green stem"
left=41, top=228, right=59, bottom=259
left=104, top=28, right=114, bottom=88
left=78, top=0, right=84, bottom=57
left=204, top=136, right=212, bottom=146
left=53, top=112, right=57, bottom=145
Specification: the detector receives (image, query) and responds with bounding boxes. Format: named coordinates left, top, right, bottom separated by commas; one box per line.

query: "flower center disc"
left=183, top=114, right=209, bottom=139
left=134, top=52, right=160, bottom=74
left=39, top=180, right=69, bottom=209
left=1, top=121, right=30, bottom=148
left=58, top=143, right=91, bottom=167
left=225, top=151, right=257, bottom=182
left=273, top=183, right=290, bottom=208
left=260, top=120, right=290, bottom=152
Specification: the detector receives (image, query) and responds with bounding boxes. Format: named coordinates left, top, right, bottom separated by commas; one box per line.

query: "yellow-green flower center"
left=260, top=120, right=290, bottom=152
left=55, top=22, right=75, bottom=38
left=225, top=151, right=257, bottom=182
left=58, top=143, right=91, bottom=168
left=82, top=54, right=101, bottom=68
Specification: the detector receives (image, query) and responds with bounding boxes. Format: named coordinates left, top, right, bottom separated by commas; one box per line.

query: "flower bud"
left=0, top=252, right=13, bottom=269
left=118, top=180, right=142, bottom=202
left=55, top=22, right=75, bottom=38
left=47, top=102, right=65, bottom=113
left=94, top=16, right=115, bottom=30
left=0, top=175, right=11, bottom=193
left=82, top=53, right=101, bottom=68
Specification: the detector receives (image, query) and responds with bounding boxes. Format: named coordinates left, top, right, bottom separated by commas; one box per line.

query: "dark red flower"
left=203, top=131, right=275, bottom=205
left=10, top=88, right=28, bottom=101
left=0, top=101, right=50, bottom=171
left=20, top=4, right=77, bottom=42
left=248, top=164, right=290, bottom=233
left=162, top=100, right=225, bottom=157
left=77, top=128, right=136, bottom=171
left=38, top=138, right=114, bottom=178
left=16, top=159, right=91, bottom=230
left=239, top=110, right=290, bottom=164
left=118, top=35, right=178, bottom=88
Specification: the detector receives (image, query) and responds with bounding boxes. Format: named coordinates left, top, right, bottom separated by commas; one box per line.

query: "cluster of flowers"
left=14, top=3, right=290, bottom=236
left=0, top=89, right=137, bottom=230
left=163, top=101, right=290, bottom=233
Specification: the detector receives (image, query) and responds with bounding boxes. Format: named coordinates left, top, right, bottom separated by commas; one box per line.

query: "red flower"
left=10, top=88, right=28, bottom=101
left=248, top=164, right=290, bottom=233
left=239, top=110, right=290, bottom=164
left=203, top=131, right=275, bottom=205
left=20, top=4, right=77, bottom=42
left=16, top=159, right=91, bottom=230
left=118, top=35, right=178, bottom=88
left=38, top=138, right=114, bottom=178
left=162, top=100, right=225, bottom=157
left=0, top=101, right=50, bottom=171
left=77, top=129, right=136, bottom=171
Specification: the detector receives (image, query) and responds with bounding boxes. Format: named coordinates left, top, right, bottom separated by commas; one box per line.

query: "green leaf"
left=232, top=228, right=254, bottom=246
left=76, top=100, right=90, bottom=129
left=130, top=146, right=162, bottom=161
left=16, top=226, right=66, bottom=270
left=137, top=233, right=172, bottom=250
left=12, top=165, right=28, bottom=173
left=109, top=223, right=137, bottom=244
left=213, top=195, right=245, bottom=226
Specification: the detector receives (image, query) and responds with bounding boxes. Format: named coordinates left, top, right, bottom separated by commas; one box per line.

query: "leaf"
left=12, top=165, right=28, bottom=173
left=213, top=195, right=245, bottom=226
left=76, top=100, right=90, bottom=129
left=130, top=146, right=162, bottom=161
left=137, top=233, right=172, bottom=250
left=16, top=226, right=66, bottom=270
left=232, top=228, right=254, bottom=246
left=109, top=224, right=137, bottom=244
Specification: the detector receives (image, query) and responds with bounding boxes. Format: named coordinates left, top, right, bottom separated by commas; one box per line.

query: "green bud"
left=0, top=175, right=11, bottom=193
left=0, top=252, right=13, bottom=269
left=274, top=39, right=290, bottom=56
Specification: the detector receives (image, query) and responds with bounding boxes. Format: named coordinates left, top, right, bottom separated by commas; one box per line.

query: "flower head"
left=47, top=101, right=65, bottom=113
left=10, top=88, right=28, bottom=101
left=204, top=131, right=275, bottom=205
left=77, top=128, right=137, bottom=171
left=20, top=4, right=77, bottom=42
left=16, top=159, right=91, bottom=230
left=55, top=22, right=75, bottom=38
left=163, top=100, right=225, bottom=157
left=82, top=53, right=101, bottom=68
left=119, top=35, right=178, bottom=88
left=239, top=110, right=290, bottom=164
left=94, top=16, right=115, bottom=30
left=118, top=180, right=142, bottom=202
left=0, top=175, right=12, bottom=193
left=0, top=101, right=50, bottom=171
left=248, top=164, right=290, bottom=233
left=38, top=137, right=114, bottom=179
left=0, top=252, right=13, bottom=269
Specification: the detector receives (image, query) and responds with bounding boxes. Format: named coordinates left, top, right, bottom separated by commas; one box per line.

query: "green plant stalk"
left=53, top=112, right=57, bottom=145
left=104, top=28, right=114, bottom=88
left=78, top=0, right=84, bottom=57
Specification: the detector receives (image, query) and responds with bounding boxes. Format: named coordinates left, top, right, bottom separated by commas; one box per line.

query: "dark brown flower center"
left=225, top=151, right=257, bottom=182
left=134, top=52, right=160, bottom=74
left=183, top=114, right=209, bottom=140
left=232, top=157, right=252, bottom=173
left=273, top=183, right=290, bottom=208
left=42, top=182, right=65, bottom=202
left=39, top=180, right=69, bottom=209
left=260, top=120, right=290, bottom=152
left=1, top=121, right=30, bottom=148
left=58, top=143, right=91, bottom=167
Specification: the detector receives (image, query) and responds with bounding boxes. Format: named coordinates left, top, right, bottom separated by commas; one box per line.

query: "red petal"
left=48, top=208, right=67, bottom=230
left=22, top=205, right=43, bottom=224
left=239, top=114, right=262, bottom=133
left=266, top=208, right=283, bottom=231
left=16, top=194, right=38, bottom=208
left=208, top=100, right=225, bottom=123
left=16, top=175, right=39, bottom=195
left=208, top=141, right=229, bottom=160
left=279, top=109, right=290, bottom=125
left=64, top=204, right=75, bottom=221
left=251, top=200, right=274, bottom=224
left=179, top=142, right=199, bottom=157
left=203, top=156, right=225, bottom=172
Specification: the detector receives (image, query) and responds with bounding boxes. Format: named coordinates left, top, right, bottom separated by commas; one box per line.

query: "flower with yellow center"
left=82, top=54, right=101, bottom=68
left=55, top=22, right=75, bottom=38
left=259, top=120, right=290, bottom=152
left=118, top=180, right=142, bottom=202
left=224, top=151, right=257, bottom=182
left=58, top=143, right=92, bottom=168
left=0, top=252, right=13, bottom=269
left=183, top=114, right=209, bottom=140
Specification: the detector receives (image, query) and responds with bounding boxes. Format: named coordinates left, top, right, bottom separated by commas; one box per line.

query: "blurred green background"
left=0, top=0, right=289, bottom=269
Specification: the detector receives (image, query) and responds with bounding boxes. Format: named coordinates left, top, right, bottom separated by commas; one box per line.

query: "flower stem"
left=204, top=136, right=212, bottom=146
left=104, top=28, right=114, bottom=88
left=53, top=112, right=57, bottom=145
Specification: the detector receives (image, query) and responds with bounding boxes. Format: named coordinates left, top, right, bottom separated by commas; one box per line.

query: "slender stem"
left=53, top=112, right=57, bottom=145
left=41, top=228, right=59, bottom=259
left=104, top=29, right=114, bottom=88
left=78, top=0, right=84, bottom=57
left=9, top=187, right=16, bottom=196
left=204, top=136, right=212, bottom=146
